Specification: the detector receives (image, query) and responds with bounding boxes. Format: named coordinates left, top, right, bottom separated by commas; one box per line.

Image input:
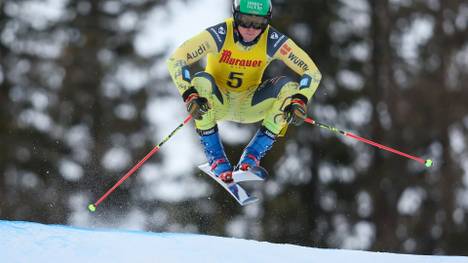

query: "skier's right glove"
left=183, top=87, right=210, bottom=120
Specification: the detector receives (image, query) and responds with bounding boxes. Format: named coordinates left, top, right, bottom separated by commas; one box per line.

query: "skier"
left=167, top=0, right=321, bottom=183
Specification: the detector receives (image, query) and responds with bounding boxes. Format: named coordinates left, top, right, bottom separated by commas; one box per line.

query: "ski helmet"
left=232, top=0, right=272, bottom=18
left=232, top=0, right=272, bottom=29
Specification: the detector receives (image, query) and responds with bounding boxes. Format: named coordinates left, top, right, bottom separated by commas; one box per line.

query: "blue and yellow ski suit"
left=167, top=18, right=322, bottom=135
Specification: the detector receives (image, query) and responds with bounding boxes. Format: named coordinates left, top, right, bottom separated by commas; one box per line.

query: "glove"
left=183, top=87, right=210, bottom=120
left=284, top=94, right=308, bottom=126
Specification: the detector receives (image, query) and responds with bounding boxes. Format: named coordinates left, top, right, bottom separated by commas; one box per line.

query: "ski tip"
left=250, top=166, right=269, bottom=179
left=198, top=163, right=210, bottom=171
left=241, top=196, right=259, bottom=206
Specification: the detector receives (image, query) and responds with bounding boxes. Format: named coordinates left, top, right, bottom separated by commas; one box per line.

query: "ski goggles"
left=235, top=13, right=269, bottom=29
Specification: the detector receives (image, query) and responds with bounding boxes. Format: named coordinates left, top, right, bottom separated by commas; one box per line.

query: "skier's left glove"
left=284, top=94, right=308, bottom=126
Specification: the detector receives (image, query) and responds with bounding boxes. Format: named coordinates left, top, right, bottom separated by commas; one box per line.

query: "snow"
left=1, top=220, right=467, bottom=263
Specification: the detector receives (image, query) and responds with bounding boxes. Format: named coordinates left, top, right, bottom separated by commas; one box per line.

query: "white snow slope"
left=0, top=220, right=467, bottom=263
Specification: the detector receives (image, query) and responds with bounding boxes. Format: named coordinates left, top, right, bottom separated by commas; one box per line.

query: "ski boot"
left=199, top=126, right=233, bottom=183
left=237, top=126, right=276, bottom=177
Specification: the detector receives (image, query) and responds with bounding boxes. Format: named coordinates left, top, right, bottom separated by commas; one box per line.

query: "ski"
left=198, top=164, right=259, bottom=206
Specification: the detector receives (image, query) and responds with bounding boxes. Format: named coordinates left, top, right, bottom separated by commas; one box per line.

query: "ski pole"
left=88, top=115, right=193, bottom=212
left=304, top=117, right=433, bottom=168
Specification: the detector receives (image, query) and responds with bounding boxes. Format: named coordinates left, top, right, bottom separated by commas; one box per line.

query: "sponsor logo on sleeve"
left=270, top=32, right=279, bottom=40
left=273, top=35, right=286, bottom=48
left=287, top=52, right=309, bottom=71
left=210, top=28, right=222, bottom=43
left=280, top=43, right=292, bottom=55
left=217, top=26, right=226, bottom=35
left=187, top=43, right=208, bottom=60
